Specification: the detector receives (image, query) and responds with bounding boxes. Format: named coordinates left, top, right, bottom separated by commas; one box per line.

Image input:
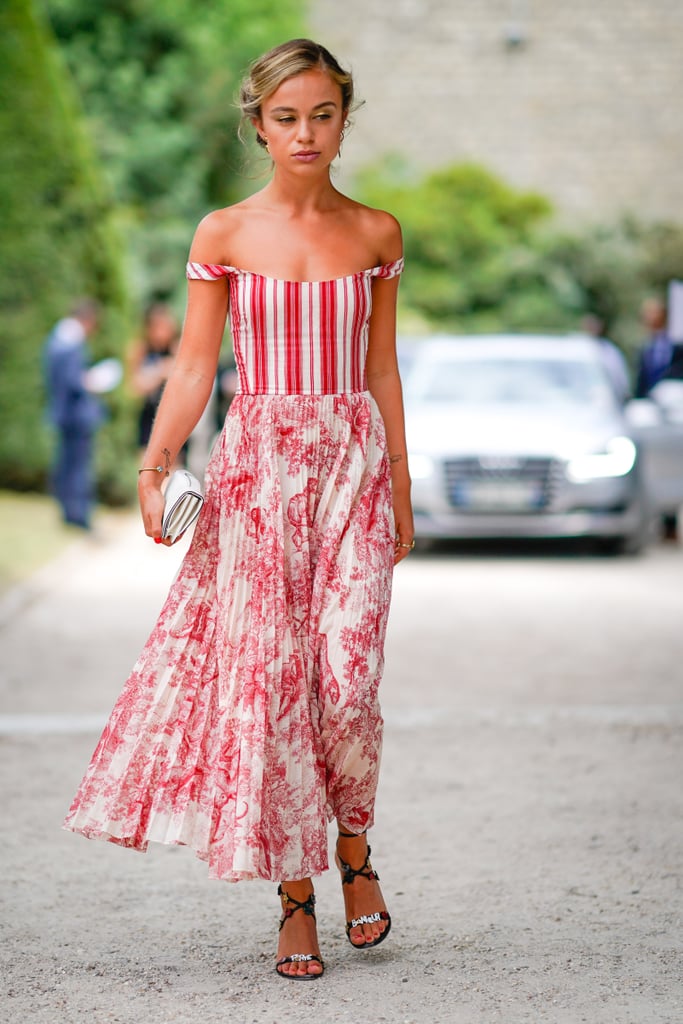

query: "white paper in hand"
left=161, top=469, right=204, bottom=542
left=668, top=280, right=683, bottom=342
left=86, top=357, right=123, bottom=394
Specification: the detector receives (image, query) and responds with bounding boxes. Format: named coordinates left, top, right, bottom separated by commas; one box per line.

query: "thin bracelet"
left=138, top=466, right=169, bottom=476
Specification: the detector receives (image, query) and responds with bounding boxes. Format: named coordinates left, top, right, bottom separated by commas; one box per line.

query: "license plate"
left=454, top=478, right=543, bottom=511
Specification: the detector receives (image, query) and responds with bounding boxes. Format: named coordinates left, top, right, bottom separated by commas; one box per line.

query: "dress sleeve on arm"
left=186, top=262, right=234, bottom=281
left=368, top=258, right=405, bottom=280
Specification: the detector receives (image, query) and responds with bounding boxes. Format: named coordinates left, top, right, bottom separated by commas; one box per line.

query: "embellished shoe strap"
left=335, top=843, right=378, bottom=884
left=346, top=910, right=390, bottom=932
left=277, top=884, right=317, bottom=930
left=277, top=954, right=324, bottom=966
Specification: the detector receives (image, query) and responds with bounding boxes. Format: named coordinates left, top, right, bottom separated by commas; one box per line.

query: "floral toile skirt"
left=63, top=393, right=395, bottom=882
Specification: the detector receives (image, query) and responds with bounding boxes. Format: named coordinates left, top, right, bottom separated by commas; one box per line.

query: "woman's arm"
left=138, top=221, right=229, bottom=542
left=365, top=222, right=414, bottom=564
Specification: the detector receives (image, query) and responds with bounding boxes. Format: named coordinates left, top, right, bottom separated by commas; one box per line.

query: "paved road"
left=1, top=517, right=681, bottom=1023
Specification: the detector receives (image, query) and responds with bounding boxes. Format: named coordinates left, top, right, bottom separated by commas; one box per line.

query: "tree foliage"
left=0, top=0, right=128, bottom=492
left=0, top=0, right=305, bottom=499
left=543, top=218, right=683, bottom=359
left=357, top=159, right=554, bottom=332
left=356, top=159, right=683, bottom=360
left=40, top=0, right=305, bottom=306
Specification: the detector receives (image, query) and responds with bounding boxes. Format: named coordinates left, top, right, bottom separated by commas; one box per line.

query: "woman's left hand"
left=393, top=494, right=415, bottom=565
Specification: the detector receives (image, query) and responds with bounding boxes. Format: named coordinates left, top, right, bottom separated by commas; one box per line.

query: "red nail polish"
left=154, top=537, right=162, bottom=544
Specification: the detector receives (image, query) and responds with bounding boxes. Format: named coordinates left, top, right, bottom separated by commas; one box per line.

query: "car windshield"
left=406, top=355, right=615, bottom=408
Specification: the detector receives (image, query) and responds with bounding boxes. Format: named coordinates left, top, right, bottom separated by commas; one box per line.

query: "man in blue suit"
left=43, top=300, right=104, bottom=530
left=634, top=298, right=682, bottom=398
left=633, top=297, right=683, bottom=541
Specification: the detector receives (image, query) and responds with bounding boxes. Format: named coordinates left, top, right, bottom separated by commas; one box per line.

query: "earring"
left=338, top=129, right=345, bottom=158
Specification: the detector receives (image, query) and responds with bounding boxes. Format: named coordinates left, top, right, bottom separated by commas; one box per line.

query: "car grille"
left=444, top=457, right=561, bottom=513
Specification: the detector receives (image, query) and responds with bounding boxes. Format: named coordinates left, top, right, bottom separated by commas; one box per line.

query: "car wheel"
left=618, top=532, right=645, bottom=556
left=596, top=508, right=651, bottom=557
left=617, top=491, right=656, bottom=555
left=412, top=536, right=436, bottom=554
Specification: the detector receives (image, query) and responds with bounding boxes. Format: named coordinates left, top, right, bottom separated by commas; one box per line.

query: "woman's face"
left=254, top=69, right=345, bottom=173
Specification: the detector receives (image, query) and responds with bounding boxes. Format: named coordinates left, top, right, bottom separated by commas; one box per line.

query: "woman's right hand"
left=138, top=480, right=170, bottom=545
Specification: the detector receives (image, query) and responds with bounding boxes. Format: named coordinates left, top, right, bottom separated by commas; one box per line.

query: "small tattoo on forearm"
left=162, top=448, right=172, bottom=472
left=389, top=454, right=403, bottom=464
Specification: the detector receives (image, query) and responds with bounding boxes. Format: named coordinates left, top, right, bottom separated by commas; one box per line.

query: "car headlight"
left=565, top=436, right=637, bottom=483
left=408, top=453, right=435, bottom=480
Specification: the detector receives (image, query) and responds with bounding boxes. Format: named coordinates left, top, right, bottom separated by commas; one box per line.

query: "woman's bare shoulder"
left=189, top=202, right=255, bottom=264
left=345, top=199, right=403, bottom=262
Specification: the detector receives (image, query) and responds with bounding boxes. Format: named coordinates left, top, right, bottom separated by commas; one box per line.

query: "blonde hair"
left=239, top=39, right=356, bottom=149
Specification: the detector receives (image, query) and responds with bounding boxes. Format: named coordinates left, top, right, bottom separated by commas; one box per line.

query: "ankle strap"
left=277, top=884, right=317, bottom=926
left=337, top=846, right=379, bottom=886
left=337, top=829, right=367, bottom=839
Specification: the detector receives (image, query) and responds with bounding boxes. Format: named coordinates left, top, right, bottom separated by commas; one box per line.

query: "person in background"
left=128, top=302, right=180, bottom=452
left=580, top=313, right=631, bottom=405
left=634, top=298, right=683, bottom=541
left=43, top=299, right=105, bottom=530
left=634, top=298, right=677, bottom=399
left=215, top=358, right=239, bottom=430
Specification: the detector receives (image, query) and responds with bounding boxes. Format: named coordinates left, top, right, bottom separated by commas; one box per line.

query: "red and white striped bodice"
left=185, top=260, right=404, bottom=396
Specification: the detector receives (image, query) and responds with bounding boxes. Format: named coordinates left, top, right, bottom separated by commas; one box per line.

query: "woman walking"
left=64, top=38, right=413, bottom=980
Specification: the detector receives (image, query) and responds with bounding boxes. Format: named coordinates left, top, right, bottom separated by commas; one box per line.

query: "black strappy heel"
left=336, top=830, right=392, bottom=950
left=275, top=884, right=325, bottom=980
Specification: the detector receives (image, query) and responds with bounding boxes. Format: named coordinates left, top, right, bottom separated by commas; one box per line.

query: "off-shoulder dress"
left=64, top=258, right=404, bottom=882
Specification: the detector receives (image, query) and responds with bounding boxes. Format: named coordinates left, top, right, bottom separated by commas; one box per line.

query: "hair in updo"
left=239, top=38, right=356, bottom=149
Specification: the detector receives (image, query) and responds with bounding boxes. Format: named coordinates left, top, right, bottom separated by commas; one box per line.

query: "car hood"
left=405, top=403, right=629, bottom=459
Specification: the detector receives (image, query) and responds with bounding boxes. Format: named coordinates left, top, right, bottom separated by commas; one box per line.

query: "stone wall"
left=309, top=0, right=683, bottom=221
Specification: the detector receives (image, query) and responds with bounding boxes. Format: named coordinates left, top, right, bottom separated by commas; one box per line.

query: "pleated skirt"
left=63, top=393, right=395, bottom=882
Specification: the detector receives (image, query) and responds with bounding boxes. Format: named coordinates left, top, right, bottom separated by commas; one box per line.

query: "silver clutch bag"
left=162, top=469, right=204, bottom=542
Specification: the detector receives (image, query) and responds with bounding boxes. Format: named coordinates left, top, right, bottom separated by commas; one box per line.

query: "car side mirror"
left=624, top=398, right=663, bottom=428
left=649, top=380, right=683, bottom=424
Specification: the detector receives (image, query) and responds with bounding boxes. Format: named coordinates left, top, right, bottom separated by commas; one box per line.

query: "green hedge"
left=0, top=0, right=131, bottom=499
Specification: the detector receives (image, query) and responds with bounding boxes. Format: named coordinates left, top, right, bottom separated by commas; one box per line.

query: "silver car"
left=628, top=377, right=683, bottom=527
left=404, top=335, right=656, bottom=552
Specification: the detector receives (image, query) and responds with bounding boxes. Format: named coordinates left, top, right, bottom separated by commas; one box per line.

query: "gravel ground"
left=0, top=516, right=681, bottom=1023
